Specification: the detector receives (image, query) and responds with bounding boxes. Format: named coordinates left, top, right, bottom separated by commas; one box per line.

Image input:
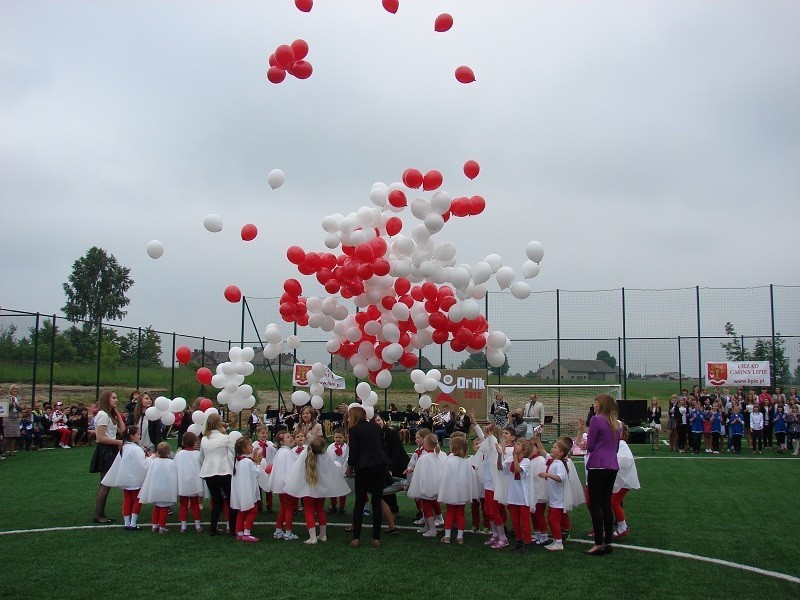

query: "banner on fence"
left=292, top=363, right=346, bottom=389
left=705, top=361, right=770, bottom=386
left=434, top=369, right=487, bottom=418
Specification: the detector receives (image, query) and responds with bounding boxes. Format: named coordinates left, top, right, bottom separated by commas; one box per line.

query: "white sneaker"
left=273, top=530, right=284, bottom=539
left=304, top=538, right=317, bottom=545
left=413, top=517, right=425, bottom=525
left=434, top=515, right=444, bottom=526
left=283, top=532, right=299, bottom=541
left=318, top=535, right=327, bottom=542
left=422, top=529, right=438, bottom=538
left=545, top=540, right=563, bottom=551
left=416, top=524, right=429, bottom=533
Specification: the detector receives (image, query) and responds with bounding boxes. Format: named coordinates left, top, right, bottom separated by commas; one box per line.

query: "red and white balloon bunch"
left=209, top=346, right=257, bottom=413
left=144, top=396, right=187, bottom=427
left=267, top=39, right=312, bottom=84
left=276, top=163, right=544, bottom=381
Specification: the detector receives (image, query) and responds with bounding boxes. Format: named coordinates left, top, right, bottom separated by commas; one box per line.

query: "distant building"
left=648, top=371, right=684, bottom=381
left=536, top=359, right=617, bottom=382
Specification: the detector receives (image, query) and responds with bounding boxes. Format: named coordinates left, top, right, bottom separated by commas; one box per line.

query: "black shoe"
left=585, top=546, right=606, bottom=556
left=385, top=527, right=400, bottom=535
left=604, top=544, right=613, bottom=554
left=513, top=542, right=530, bottom=553
left=93, top=517, right=114, bottom=524
left=512, top=541, right=524, bottom=551
left=126, top=525, right=142, bottom=531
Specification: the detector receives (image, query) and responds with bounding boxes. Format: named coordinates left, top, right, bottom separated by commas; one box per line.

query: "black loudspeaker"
left=617, top=400, right=647, bottom=426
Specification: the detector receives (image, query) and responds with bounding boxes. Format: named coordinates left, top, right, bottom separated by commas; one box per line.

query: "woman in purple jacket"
left=585, top=393, right=621, bottom=556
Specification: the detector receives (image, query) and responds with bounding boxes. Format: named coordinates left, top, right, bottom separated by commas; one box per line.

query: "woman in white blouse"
left=199, top=413, right=236, bottom=535
left=89, top=390, right=126, bottom=524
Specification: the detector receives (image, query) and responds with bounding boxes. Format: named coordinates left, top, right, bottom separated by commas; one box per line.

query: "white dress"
left=283, top=448, right=351, bottom=499
left=613, top=441, right=641, bottom=493
left=406, top=450, right=446, bottom=501
left=502, top=457, right=530, bottom=506
left=527, top=455, right=549, bottom=510
left=438, top=454, right=477, bottom=505
left=469, top=449, right=485, bottom=500
left=565, top=458, right=586, bottom=508
left=230, top=456, right=260, bottom=511
left=138, top=457, right=178, bottom=505
left=101, top=443, right=147, bottom=489
left=492, top=446, right=514, bottom=505
left=263, top=446, right=299, bottom=494
left=173, top=448, right=204, bottom=497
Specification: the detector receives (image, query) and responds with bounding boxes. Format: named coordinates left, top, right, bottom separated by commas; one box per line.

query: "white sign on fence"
left=705, top=361, right=771, bottom=386
left=292, top=363, right=346, bottom=389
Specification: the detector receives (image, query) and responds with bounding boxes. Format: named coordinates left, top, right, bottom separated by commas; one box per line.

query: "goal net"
left=485, top=384, right=621, bottom=441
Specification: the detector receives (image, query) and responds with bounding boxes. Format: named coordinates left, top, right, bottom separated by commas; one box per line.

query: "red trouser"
left=548, top=507, right=563, bottom=541
left=561, top=511, right=571, bottom=532
left=471, top=498, right=488, bottom=528
left=58, top=427, right=71, bottom=445
left=277, top=493, right=297, bottom=531
left=483, top=490, right=504, bottom=527
left=611, top=488, right=629, bottom=522
left=303, top=497, right=327, bottom=528
left=532, top=502, right=547, bottom=534
left=330, top=496, right=347, bottom=509
left=444, top=504, right=466, bottom=532
left=509, top=504, right=532, bottom=543
left=151, top=506, right=169, bottom=528
left=235, top=506, right=258, bottom=533
left=420, top=499, right=439, bottom=518
left=179, top=496, right=201, bottom=521
left=122, top=489, right=142, bottom=516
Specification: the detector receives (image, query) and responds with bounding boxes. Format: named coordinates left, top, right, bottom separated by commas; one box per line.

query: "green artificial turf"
left=1, top=444, right=798, bottom=600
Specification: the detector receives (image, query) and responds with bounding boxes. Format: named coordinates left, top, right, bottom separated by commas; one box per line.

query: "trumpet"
left=458, top=406, right=467, bottom=415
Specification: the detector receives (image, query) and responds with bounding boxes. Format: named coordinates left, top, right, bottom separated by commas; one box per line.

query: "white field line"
left=1, top=522, right=798, bottom=585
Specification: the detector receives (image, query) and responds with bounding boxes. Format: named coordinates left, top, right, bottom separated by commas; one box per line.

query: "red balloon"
left=296, top=313, right=309, bottom=327
left=463, top=160, right=480, bottom=180
left=455, top=66, right=475, bottom=84
left=356, top=262, right=373, bottom=280
left=395, top=277, right=411, bottom=296
left=291, top=39, right=309, bottom=60
left=440, top=295, right=457, bottom=312
left=196, top=367, right=212, bottom=385
left=372, top=257, right=391, bottom=276
left=388, top=189, right=407, bottom=208
left=286, top=245, right=305, bottom=265
left=450, top=338, right=466, bottom=352
left=279, top=302, right=296, bottom=318
left=284, top=278, right=302, bottom=296
left=291, top=60, right=313, bottom=80
left=354, top=244, right=374, bottom=263
left=267, top=66, right=286, bottom=84
left=224, top=285, right=241, bottom=303
left=240, top=223, right=258, bottom=241
left=275, top=45, right=295, bottom=69
left=324, top=279, right=340, bottom=294
left=400, top=352, right=418, bottom=369
left=386, top=216, right=402, bottom=236
left=432, top=329, right=449, bottom=345
left=399, top=294, right=414, bottom=308
left=402, top=168, right=423, bottom=189
left=456, top=327, right=473, bottom=345
left=469, top=195, right=486, bottom=215
left=295, top=0, right=313, bottom=12
left=268, top=54, right=278, bottom=68
left=199, top=398, right=213, bottom=412
left=449, top=197, right=469, bottom=217
left=382, top=0, right=399, bottom=14
left=381, top=296, right=396, bottom=310
left=421, top=282, right=438, bottom=301
left=434, top=13, right=453, bottom=32
left=429, top=312, right=447, bottom=330
left=471, top=334, right=487, bottom=350
left=422, top=170, right=443, bottom=191
left=369, top=237, right=387, bottom=257
left=410, top=286, right=424, bottom=302
left=176, top=346, right=191, bottom=365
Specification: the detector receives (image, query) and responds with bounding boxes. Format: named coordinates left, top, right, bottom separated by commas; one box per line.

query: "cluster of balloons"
left=267, top=40, right=312, bottom=84
left=144, top=396, right=187, bottom=427
left=263, top=322, right=301, bottom=361
left=275, top=165, right=544, bottom=382
left=209, top=347, right=257, bottom=413
left=185, top=402, right=220, bottom=437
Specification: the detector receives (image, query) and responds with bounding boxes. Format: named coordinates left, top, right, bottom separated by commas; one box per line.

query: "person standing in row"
left=199, top=414, right=237, bottom=536
left=90, top=390, right=127, bottom=524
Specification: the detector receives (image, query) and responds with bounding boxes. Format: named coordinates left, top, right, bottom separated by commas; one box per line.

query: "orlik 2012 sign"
left=434, top=369, right=487, bottom=418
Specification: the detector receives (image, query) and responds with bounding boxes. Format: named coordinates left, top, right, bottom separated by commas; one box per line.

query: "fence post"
left=31, top=313, right=40, bottom=402
left=556, top=289, right=561, bottom=387
left=621, top=287, right=627, bottom=401
left=617, top=337, right=622, bottom=386
left=170, top=332, right=176, bottom=399
left=200, top=337, right=206, bottom=398
left=769, top=284, right=776, bottom=386
left=48, top=314, right=56, bottom=404
left=136, top=327, right=142, bottom=391
left=696, top=286, right=702, bottom=393
left=95, top=322, right=103, bottom=401
left=678, top=336, right=683, bottom=393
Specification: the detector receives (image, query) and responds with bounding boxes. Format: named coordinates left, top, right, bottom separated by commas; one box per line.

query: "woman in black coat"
left=375, top=414, right=410, bottom=516
left=345, top=406, right=390, bottom=548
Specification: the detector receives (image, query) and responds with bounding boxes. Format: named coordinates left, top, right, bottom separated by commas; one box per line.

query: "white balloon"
left=146, top=240, right=164, bottom=259
left=423, top=213, right=444, bottom=233
left=487, top=331, right=508, bottom=350
left=510, top=281, right=532, bottom=299
left=204, top=407, right=219, bottom=418
left=145, top=406, right=162, bottom=421
left=376, top=369, right=392, bottom=389
left=310, top=383, right=324, bottom=396
left=522, top=260, right=541, bottom=279
left=366, top=391, right=378, bottom=407
left=229, top=347, right=242, bottom=363
left=353, top=363, right=369, bottom=379
left=430, top=191, right=452, bottom=214
left=187, top=423, right=203, bottom=436
left=461, top=299, right=480, bottom=319
left=448, top=304, right=464, bottom=323
left=391, top=302, right=410, bottom=321
left=216, top=390, right=230, bottom=405
left=484, top=254, right=503, bottom=273
left=325, top=338, right=342, bottom=353
left=472, top=262, right=492, bottom=285
left=525, top=241, right=544, bottom=263
left=410, top=197, right=431, bottom=220
left=286, top=335, right=301, bottom=350
left=228, top=397, right=243, bottom=413
left=450, top=266, right=471, bottom=291
left=203, top=213, right=223, bottom=233
left=221, top=362, right=236, bottom=376
left=472, top=283, right=488, bottom=300
left=321, top=214, right=341, bottom=233
left=426, top=369, right=442, bottom=381
left=410, top=369, right=426, bottom=384
left=366, top=356, right=382, bottom=372
left=414, top=383, right=426, bottom=394
left=267, top=169, right=285, bottom=189
left=382, top=343, right=403, bottom=364
left=382, top=323, right=400, bottom=343
left=170, top=397, right=187, bottom=413
left=264, top=326, right=282, bottom=344
left=419, top=395, right=432, bottom=410
left=487, top=348, right=506, bottom=368
left=191, top=410, right=206, bottom=425
left=160, top=412, right=176, bottom=426
left=240, top=347, right=255, bottom=362
left=229, top=430, right=243, bottom=443
left=242, top=362, right=255, bottom=376
left=432, top=242, right=457, bottom=263
left=263, top=343, right=282, bottom=360
left=356, top=382, right=372, bottom=401
left=310, top=395, right=324, bottom=410
left=363, top=405, right=375, bottom=420
left=291, top=390, right=311, bottom=406
left=311, top=362, right=327, bottom=377
left=369, top=187, right=388, bottom=207
left=237, top=384, right=253, bottom=399
left=154, top=396, right=171, bottom=413
left=424, top=377, right=439, bottom=392
left=241, top=396, right=256, bottom=410
left=411, top=224, right=431, bottom=245
left=224, top=381, right=239, bottom=395
left=495, top=266, right=515, bottom=290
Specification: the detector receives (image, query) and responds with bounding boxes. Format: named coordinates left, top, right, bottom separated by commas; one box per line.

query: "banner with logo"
left=292, top=363, right=346, bottom=389
left=433, top=369, right=487, bottom=418
left=705, top=361, right=770, bottom=386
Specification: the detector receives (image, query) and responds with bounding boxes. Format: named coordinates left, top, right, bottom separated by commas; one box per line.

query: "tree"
left=721, top=322, right=749, bottom=361
left=752, top=335, right=791, bottom=386
left=118, top=327, right=163, bottom=367
left=62, top=247, right=134, bottom=325
left=457, top=351, right=509, bottom=377
left=596, top=350, right=617, bottom=369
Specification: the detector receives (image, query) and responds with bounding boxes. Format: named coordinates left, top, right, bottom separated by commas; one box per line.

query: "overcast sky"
left=2, top=0, right=798, bottom=345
